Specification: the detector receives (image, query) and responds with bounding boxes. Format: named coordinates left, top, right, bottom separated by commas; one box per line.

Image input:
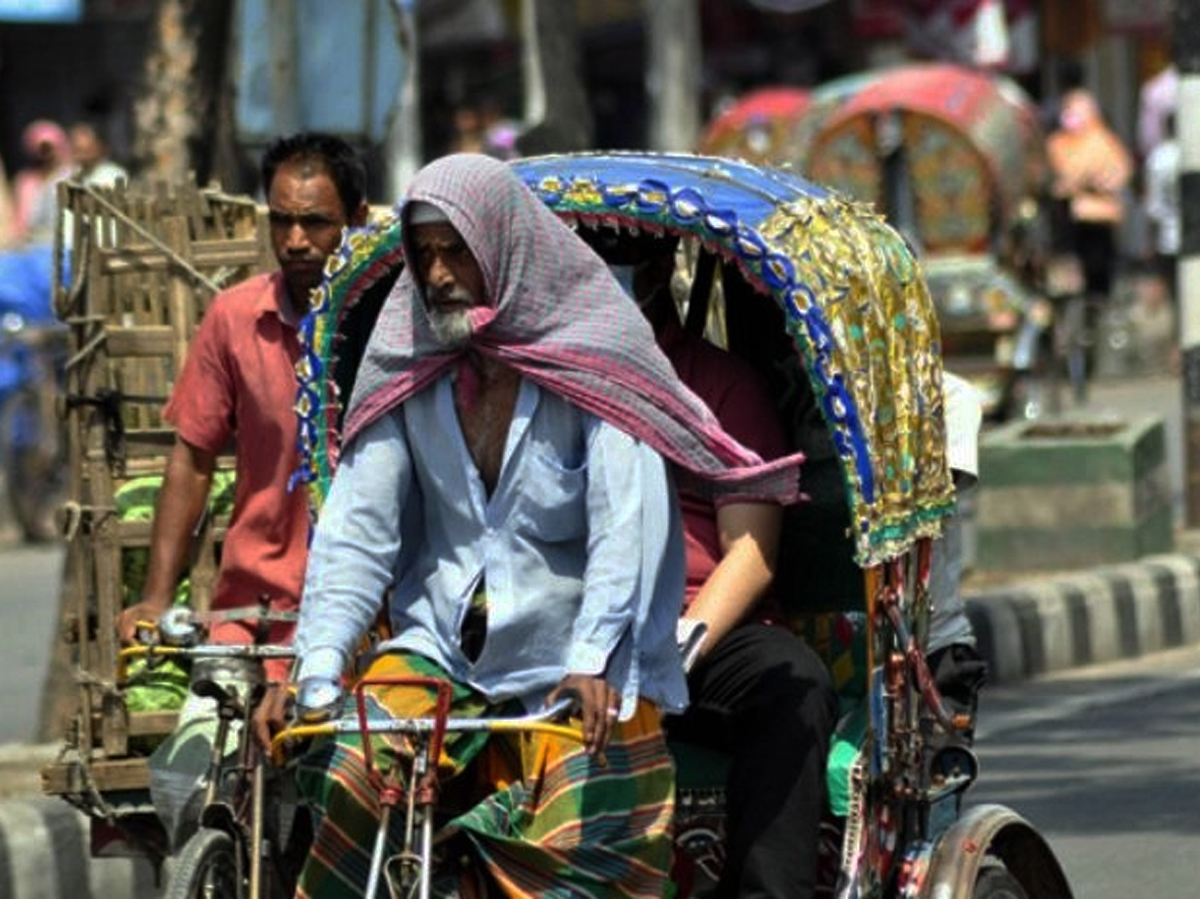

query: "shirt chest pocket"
left=516, top=453, right=588, bottom=543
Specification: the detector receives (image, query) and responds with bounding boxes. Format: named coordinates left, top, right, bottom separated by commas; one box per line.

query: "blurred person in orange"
left=1045, top=89, right=1134, bottom=383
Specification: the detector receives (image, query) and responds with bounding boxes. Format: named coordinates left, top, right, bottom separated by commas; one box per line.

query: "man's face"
left=267, top=158, right=353, bottom=312
left=69, top=126, right=102, bottom=169
left=411, top=221, right=485, bottom=348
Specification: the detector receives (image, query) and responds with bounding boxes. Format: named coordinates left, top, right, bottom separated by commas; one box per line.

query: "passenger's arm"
left=115, top=436, right=215, bottom=644
left=683, top=500, right=782, bottom=660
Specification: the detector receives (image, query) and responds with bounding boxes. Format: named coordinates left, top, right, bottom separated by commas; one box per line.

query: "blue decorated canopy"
left=294, top=151, right=955, bottom=566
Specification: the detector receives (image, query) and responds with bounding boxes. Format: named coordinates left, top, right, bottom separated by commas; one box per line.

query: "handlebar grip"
left=294, top=677, right=344, bottom=724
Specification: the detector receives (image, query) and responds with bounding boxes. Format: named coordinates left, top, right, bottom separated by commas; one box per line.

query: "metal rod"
left=366, top=803, right=392, bottom=900
left=249, top=757, right=265, bottom=898
left=420, top=808, right=435, bottom=900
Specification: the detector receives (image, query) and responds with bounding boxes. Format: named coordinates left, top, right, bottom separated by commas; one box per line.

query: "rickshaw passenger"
left=277, top=154, right=808, bottom=898
left=620, top=237, right=838, bottom=899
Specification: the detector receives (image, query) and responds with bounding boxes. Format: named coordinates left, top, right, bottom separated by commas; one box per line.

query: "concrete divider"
left=975, top=415, right=1175, bottom=572
left=966, top=551, right=1200, bottom=683
left=0, top=794, right=160, bottom=898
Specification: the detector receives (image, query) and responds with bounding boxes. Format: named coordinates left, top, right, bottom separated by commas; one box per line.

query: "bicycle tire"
left=166, top=826, right=242, bottom=899
left=973, top=862, right=1029, bottom=898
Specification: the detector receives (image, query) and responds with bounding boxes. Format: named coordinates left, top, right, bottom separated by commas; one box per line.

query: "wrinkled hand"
left=548, top=674, right=619, bottom=757
left=115, top=599, right=171, bottom=646
left=253, top=682, right=292, bottom=754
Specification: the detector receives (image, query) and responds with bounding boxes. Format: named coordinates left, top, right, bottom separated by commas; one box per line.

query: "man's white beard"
left=428, top=307, right=472, bottom=348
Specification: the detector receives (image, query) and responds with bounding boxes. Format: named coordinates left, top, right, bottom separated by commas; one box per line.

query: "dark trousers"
left=664, top=622, right=838, bottom=898
left=1075, top=220, right=1118, bottom=299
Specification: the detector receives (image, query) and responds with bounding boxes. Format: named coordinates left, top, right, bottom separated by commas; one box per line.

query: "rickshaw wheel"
left=166, top=826, right=241, bottom=898
left=973, top=862, right=1028, bottom=898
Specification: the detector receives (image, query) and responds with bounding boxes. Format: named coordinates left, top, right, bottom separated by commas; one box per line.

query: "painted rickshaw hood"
left=294, top=151, right=955, bottom=567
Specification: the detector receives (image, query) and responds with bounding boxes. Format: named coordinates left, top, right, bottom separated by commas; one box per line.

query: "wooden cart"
left=38, top=177, right=273, bottom=859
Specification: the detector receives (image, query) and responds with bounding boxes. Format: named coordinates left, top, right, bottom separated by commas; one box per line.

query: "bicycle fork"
left=357, top=677, right=454, bottom=900
left=367, top=737, right=441, bottom=900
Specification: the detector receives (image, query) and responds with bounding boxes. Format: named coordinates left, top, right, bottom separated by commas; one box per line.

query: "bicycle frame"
left=118, top=638, right=296, bottom=898
left=274, top=676, right=583, bottom=900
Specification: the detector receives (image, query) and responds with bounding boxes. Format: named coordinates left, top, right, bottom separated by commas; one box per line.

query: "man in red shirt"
left=609, top=232, right=838, bottom=898
left=113, top=132, right=369, bottom=854
left=115, top=132, right=369, bottom=680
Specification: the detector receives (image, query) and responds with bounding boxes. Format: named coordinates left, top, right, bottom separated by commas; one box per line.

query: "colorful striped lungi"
left=294, top=652, right=676, bottom=898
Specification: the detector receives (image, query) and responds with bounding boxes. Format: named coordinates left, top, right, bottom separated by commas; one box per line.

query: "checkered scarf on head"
left=343, top=153, right=805, bottom=504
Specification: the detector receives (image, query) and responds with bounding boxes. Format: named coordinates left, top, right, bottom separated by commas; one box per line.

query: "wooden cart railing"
left=40, top=177, right=274, bottom=809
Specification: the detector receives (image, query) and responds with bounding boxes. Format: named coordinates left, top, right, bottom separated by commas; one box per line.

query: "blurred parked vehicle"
left=698, top=86, right=813, bottom=164
left=787, top=62, right=1054, bottom=422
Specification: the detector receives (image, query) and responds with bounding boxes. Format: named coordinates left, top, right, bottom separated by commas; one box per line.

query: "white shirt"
left=1144, top=138, right=1180, bottom=255
left=295, top=375, right=690, bottom=717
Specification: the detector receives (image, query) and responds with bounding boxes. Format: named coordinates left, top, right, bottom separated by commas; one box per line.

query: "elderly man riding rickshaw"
left=244, top=149, right=1071, bottom=899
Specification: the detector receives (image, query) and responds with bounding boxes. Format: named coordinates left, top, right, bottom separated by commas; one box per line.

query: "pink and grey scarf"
left=344, top=153, right=804, bottom=504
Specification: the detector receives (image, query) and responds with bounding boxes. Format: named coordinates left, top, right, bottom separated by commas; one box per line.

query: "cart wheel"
left=973, top=862, right=1028, bottom=898
left=166, top=827, right=242, bottom=899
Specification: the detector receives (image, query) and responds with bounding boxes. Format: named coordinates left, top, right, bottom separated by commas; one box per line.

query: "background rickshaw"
left=697, top=86, right=813, bottom=165
left=293, top=149, right=1071, bottom=897
left=783, top=62, right=1053, bottom=423
left=699, top=71, right=880, bottom=172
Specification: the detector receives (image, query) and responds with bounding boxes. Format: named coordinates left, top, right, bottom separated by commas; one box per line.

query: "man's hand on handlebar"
left=116, top=604, right=206, bottom=648
left=115, top=599, right=173, bottom=646
left=253, top=682, right=293, bottom=752
left=548, top=674, right=618, bottom=757
left=254, top=676, right=344, bottom=754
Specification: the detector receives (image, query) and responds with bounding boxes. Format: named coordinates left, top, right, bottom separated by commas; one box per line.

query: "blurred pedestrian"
left=1039, top=57, right=1085, bottom=136
left=0, top=120, right=72, bottom=324
left=1045, top=88, right=1134, bottom=384
left=478, top=94, right=520, bottom=160
left=68, top=119, right=128, bottom=188
left=1143, top=111, right=1180, bottom=307
left=11, top=119, right=73, bottom=247
left=448, top=104, right=486, bottom=154
left=1137, top=61, right=1177, bottom=161
left=62, top=119, right=130, bottom=253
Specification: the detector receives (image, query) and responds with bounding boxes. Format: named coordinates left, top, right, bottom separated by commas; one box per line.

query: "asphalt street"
left=0, top=543, right=63, bottom=746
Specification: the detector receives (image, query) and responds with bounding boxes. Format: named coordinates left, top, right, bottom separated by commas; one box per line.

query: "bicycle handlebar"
left=117, top=641, right=296, bottom=683
left=269, top=693, right=584, bottom=767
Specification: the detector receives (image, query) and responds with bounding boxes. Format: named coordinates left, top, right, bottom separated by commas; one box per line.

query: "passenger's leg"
left=666, top=622, right=837, bottom=898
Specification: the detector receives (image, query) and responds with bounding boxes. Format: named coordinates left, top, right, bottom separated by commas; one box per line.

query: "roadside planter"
left=976, top=415, right=1173, bottom=571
